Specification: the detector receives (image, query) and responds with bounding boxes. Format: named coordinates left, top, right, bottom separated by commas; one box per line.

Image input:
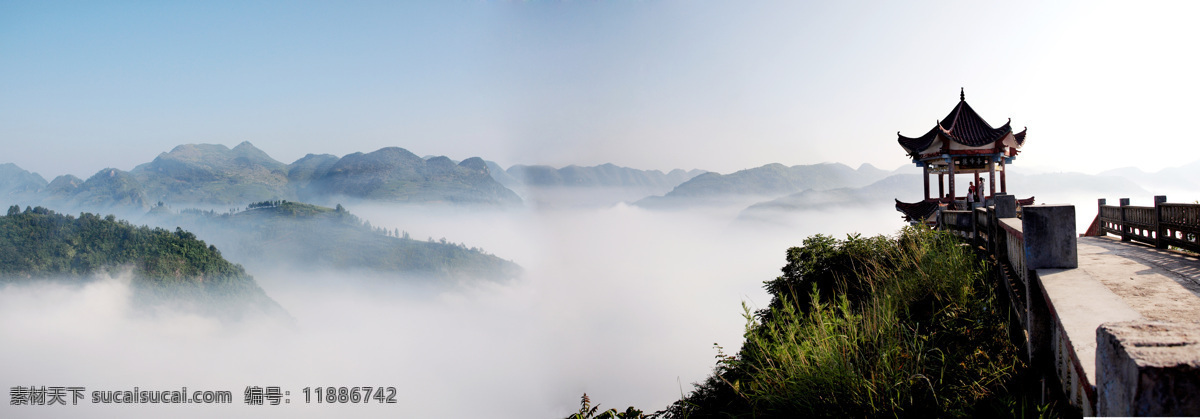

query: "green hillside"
left=0, top=205, right=284, bottom=318
left=154, top=200, right=522, bottom=281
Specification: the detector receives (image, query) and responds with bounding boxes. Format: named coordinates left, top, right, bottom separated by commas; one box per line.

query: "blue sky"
left=3, top=1, right=1198, bottom=179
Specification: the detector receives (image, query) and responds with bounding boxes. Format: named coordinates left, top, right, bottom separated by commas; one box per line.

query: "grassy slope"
left=660, top=226, right=1067, bottom=418
left=568, top=227, right=1071, bottom=418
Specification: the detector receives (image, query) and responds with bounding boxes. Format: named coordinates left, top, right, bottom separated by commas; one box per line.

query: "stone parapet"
left=1023, top=205, right=1078, bottom=269
left=1095, top=321, right=1200, bottom=416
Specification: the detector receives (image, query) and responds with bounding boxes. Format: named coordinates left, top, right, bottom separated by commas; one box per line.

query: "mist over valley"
left=4, top=138, right=1197, bottom=417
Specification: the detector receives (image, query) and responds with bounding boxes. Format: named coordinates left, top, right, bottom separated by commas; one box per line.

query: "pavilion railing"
left=939, top=210, right=974, bottom=238
left=973, top=207, right=987, bottom=243
left=1097, top=196, right=1200, bottom=254
left=999, top=217, right=1027, bottom=286
left=1098, top=205, right=1122, bottom=237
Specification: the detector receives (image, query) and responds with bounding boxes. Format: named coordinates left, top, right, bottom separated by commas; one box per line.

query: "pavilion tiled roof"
left=897, top=126, right=940, bottom=156
left=895, top=199, right=940, bottom=222
left=897, top=89, right=1021, bottom=156
left=895, top=196, right=1035, bottom=221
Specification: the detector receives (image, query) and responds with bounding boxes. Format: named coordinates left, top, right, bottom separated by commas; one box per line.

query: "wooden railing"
left=1097, top=196, right=1200, bottom=254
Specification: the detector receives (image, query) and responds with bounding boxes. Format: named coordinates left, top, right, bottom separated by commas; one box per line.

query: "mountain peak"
left=232, top=141, right=264, bottom=154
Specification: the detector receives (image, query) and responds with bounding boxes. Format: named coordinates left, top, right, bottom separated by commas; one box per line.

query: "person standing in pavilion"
left=977, top=175, right=985, bottom=201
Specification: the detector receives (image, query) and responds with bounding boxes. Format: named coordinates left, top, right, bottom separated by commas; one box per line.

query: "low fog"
left=0, top=200, right=906, bottom=418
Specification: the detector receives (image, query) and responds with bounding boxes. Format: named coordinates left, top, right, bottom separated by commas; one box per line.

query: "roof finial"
left=960, top=87, right=965, bottom=101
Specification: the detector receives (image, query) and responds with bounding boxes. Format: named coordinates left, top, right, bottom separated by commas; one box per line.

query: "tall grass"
left=664, top=226, right=1033, bottom=418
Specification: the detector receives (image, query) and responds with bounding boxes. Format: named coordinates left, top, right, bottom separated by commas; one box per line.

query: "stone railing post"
left=972, top=207, right=980, bottom=246
left=1120, top=198, right=1131, bottom=242
left=1099, top=198, right=1107, bottom=236
left=992, top=194, right=1015, bottom=257
left=1021, top=204, right=1078, bottom=368
left=1096, top=321, right=1200, bottom=416
left=1022, top=204, right=1080, bottom=367
left=995, top=194, right=1016, bottom=218
left=1023, top=205, right=1078, bottom=270
left=1154, top=195, right=1167, bottom=249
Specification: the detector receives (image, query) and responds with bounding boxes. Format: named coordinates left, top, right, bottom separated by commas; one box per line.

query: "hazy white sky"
left=3, top=1, right=1198, bottom=179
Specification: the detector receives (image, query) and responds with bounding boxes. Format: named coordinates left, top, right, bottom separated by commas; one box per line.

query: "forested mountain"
left=44, top=174, right=83, bottom=195
left=148, top=200, right=521, bottom=281
left=59, top=168, right=150, bottom=210
left=298, top=148, right=521, bottom=206
left=0, top=163, right=47, bottom=201
left=0, top=206, right=283, bottom=319
left=131, top=142, right=292, bottom=205
left=636, top=163, right=890, bottom=209
left=286, top=153, right=341, bottom=190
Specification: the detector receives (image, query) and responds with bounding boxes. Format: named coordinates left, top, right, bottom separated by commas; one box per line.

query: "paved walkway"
left=1078, top=235, right=1200, bottom=322
left=1033, top=235, right=1200, bottom=397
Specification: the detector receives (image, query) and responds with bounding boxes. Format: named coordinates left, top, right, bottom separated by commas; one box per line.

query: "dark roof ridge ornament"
left=960, top=87, right=965, bottom=101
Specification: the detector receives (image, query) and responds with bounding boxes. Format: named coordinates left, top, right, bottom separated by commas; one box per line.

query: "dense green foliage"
left=653, top=226, right=1050, bottom=418
left=0, top=205, right=282, bottom=317
left=156, top=201, right=522, bottom=281
left=564, top=394, right=652, bottom=419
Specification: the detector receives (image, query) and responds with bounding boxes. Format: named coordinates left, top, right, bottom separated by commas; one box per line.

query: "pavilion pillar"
left=923, top=165, right=930, bottom=200
left=1000, top=159, right=1007, bottom=194
left=947, top=157, right=956, bottom=200
left=988, top=158, right=996, bottom=200
left=938, top=173, right=945, bottom=199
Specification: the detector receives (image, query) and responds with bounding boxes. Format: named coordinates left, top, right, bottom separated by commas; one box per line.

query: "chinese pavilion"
left=894, top=89, right=1031, bottom=223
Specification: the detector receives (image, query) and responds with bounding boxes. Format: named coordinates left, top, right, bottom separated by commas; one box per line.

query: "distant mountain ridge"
left=737, top=170, right=1153, bottom=225
left=0, top=163, right=46, bottom=198
left=636, top=162, right=890, bottom=209
left=0, top=142, right=522, bottom=210
left=131, top=142, right=292, bottom=205
left=298, top=148, right=521, bottom=205
left=505, top=163, right=706, bottom=190
left=0, top=143, right=713, bottom=212
left=1099, top=161, right=1200, bottom=195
